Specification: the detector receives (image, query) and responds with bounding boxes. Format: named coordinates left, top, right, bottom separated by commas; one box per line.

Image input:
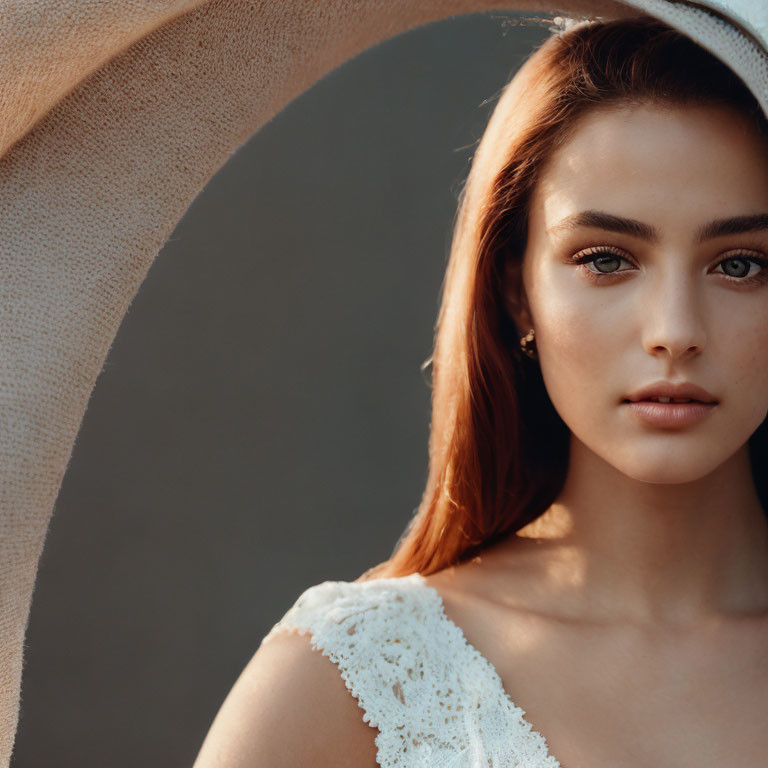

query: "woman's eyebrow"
left=548, top=210, right=768, bottom=244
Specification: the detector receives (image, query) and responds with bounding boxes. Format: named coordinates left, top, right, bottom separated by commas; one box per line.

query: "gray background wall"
left=13, top=12, right=550, bottom=767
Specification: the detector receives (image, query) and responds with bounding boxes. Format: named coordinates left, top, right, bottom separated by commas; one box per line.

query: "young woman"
left=195, top=15, right=768, bottom=768
left=0, top=0, right=764, bottom=766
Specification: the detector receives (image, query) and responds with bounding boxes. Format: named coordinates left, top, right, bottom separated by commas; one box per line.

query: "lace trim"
left=262, top=574, right=562, bottom=767
left=412, top=573, right=561, bottom=768
left=262, top=577, right=472, bottom=765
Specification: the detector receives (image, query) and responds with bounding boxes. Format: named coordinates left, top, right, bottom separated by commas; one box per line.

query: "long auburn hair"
left=359, top=15, right=768, bottom=581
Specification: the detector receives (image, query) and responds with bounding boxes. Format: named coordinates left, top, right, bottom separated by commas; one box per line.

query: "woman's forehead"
left=529, top=102, right=768, bottom=238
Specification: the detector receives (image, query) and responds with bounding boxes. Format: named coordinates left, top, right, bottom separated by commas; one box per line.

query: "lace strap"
left=261, top=573, right=565, bottom=766
left=261, top=574, right=468, bottom=766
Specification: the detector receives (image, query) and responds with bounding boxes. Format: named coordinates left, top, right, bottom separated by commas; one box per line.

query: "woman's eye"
left=570, top=247, right=634, bottom=276
left=713, top=254, right=768, bottom=283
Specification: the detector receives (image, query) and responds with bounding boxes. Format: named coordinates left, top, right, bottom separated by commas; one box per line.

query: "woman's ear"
left=502, top=255, right=532, bottom=333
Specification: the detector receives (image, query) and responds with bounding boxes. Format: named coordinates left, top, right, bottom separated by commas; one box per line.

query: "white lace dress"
left=260, top=573, right=562, bottom=768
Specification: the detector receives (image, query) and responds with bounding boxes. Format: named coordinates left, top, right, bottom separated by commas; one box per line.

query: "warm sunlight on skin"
left=506, top=102, right=768, bottom=625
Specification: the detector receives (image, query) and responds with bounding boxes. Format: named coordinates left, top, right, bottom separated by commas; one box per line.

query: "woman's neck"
left=506, top=439, right=768, bottom=627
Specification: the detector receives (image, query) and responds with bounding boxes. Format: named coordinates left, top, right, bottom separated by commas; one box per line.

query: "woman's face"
left=518, top=101, right=768, bottom=484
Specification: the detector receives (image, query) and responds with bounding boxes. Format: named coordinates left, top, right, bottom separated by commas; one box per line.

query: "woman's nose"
left=639, top=275, right=707, bottom=361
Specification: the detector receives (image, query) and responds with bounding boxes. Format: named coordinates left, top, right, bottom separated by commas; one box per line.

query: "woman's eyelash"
left=569, top=246, right=768, bottom=286
left=568, top=247, right=633, bottom=276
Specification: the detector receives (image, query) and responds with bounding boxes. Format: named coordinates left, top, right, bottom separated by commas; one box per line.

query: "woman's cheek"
left=537, top=316, right=609, bottom=427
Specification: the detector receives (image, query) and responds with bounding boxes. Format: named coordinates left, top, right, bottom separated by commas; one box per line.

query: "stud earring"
left=519, top=328, right=537, bottom=360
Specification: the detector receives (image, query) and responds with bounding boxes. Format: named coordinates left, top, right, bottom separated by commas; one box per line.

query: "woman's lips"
left=623, top=399, right=717, bottom=428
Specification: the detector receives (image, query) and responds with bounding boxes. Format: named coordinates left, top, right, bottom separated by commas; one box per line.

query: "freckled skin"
left=421, top=102, right=768, bottom=768
left=520, top=103, right=768, bottom=487
left=472, top=101, right=768, bottom=628
left=418, top=99, right=768, bottom=768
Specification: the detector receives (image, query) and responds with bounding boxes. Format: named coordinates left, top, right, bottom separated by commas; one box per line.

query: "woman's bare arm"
left=191, top=630, right=379, bottom=767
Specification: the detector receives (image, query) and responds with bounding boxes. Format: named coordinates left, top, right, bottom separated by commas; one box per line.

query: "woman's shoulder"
left=195, top=573, right=429, bottom=767
left=194, top=606, right=382, bottom=768
left=249, top=571, right=468, bottom=765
